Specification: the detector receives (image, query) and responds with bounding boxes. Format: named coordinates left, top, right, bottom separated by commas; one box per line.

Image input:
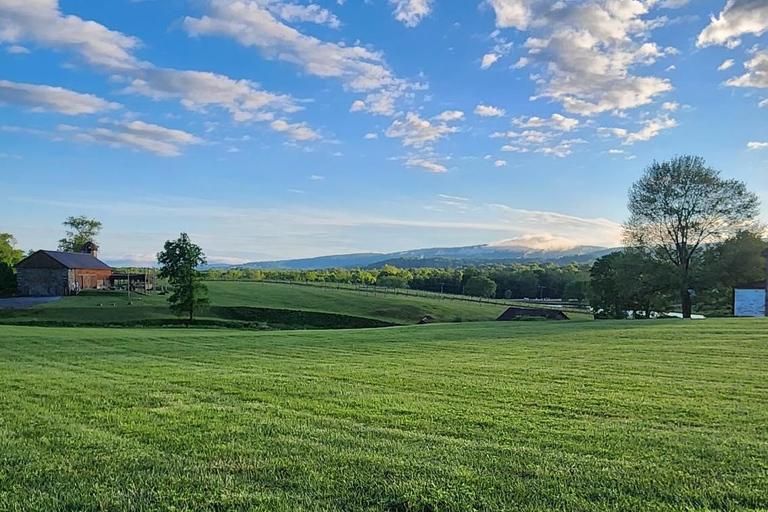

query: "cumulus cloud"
left=268, top=2, right=340, bottom=28
left=123, top=69, right=300, bottom=121
left=73, top=119, right=202, bottom=156
left=747, top=141, right=768, bottom=149
left=434, top=110, right=465, bottom=121
left=494, top=159, right=507, bottom=167
left=697, top=0, right=768, bottom=48
left=385, top=112, right=458, bottom=148
left=726, top=50, right=768, bottom=89
left=497, top=1, right=674, bottom=116
left=0, top=0, right=317, bottom=133
left=718, top=59, right=736, bottom=71
left=481, top=53, right=500, bottom=69
left=405, top=158, right=447, bottom=173
left=270, top=119, right=321, bottom=141
left=512, top=113, right=579, bottom=131
left=600, top=114, right=677, bottom=145
left=0, top=0, right=141, bottom=69
left=486, top=0, right=532, bottom=30
left=364, top=132, right=378, bottom=139
left=0, top=80, right=119, bottom=115
left=475, top=104, right=506, bottom=117
left=390, top=0, right=433, bottom=27
left=183, top=0, right=422, bottom=115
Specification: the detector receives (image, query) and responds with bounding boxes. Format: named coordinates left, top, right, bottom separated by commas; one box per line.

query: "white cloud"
left=661, top=101, right=679, bottom=111
left=501, top=144, right=529, bottom=153
left=270, top=119, right=321, bottom=141
left=75, top=119, right=202, bottom=156
left=718, top=59, right=736, bottom=71
left=481, top=53, right=500, bottom=69
left=759, top=99, right=768, bottom=108
left=5, top=44, right=29, bottom=54
left=0, top=0, right=141, bottom=69
left=364, top=132, right=378, bottom=139
left=697, top=0, right=768, bottom=48
left=268, top=3, right=340, bottom=28
left=475, top=104, right=506, bottom=117
left=0, top=0, right=314, bottom=131
left=507, top=1, right=674, bottom=116
left=434, top=110, right=465, bottom=121
left=309, top=174, right=325, bottom=180
left=124, top=69, right=300, bottom=121
left=0, top=80, right=119, bottom=115
left=389, top=0, right=433, bottom=27
left=512, top=113, right=579, bottom=131
left=184, top=0, right=390, bottom=90
left=747, top=141, right=768, bottom=150
left=405, top=158, right=447, bottom=173
left=486, top=0, right=532, bottom=30
left=726, top=50, right=768, bottom=89
left=494, top=159, right=507, bottom=167
left=385, top=112, right=458, bottom=148
left=602, top=114, right=677, bottom=145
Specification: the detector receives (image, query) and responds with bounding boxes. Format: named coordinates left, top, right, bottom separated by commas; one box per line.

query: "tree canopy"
left=58, top=216, right=103, bottom=252
left=623, top=156, right=760, bottom=318
left=157, top=233, right=210, bottom=321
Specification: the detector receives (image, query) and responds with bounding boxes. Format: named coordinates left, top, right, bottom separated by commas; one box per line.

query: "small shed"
left=733, top=282, right=766, bottom=317
left=497, top=307, right=570, bottom=321
left=15, top=243, right=112, bottom=297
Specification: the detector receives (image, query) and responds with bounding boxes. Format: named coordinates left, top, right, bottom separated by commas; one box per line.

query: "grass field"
left=1, top=319, right=766, bottom=510
left=0, top=281, right=527, bottom=328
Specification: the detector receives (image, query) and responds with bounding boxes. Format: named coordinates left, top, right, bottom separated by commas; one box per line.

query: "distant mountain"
left=237, top=244, right=618, bottom=270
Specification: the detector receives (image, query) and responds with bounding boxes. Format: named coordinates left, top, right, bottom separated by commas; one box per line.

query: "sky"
left=1, top=0, right=768, bottom=265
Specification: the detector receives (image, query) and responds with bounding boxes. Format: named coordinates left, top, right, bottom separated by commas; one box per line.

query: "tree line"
left=202, top=262, right=593, bottom=301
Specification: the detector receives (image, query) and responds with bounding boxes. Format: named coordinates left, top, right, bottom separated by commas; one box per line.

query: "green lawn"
left=1, top=320, right=766, bottom=510
left=0, top=281, right=524, bottom=327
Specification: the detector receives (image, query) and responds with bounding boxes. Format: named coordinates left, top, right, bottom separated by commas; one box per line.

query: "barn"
left=15, top=243, right=112, bottom=297
left=733, top=282, right=766, bottom=317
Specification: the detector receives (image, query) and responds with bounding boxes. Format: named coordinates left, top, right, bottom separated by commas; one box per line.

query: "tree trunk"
left=681, top=288, right=692, bottom=319
left=189, top=307, right=194, bottom=322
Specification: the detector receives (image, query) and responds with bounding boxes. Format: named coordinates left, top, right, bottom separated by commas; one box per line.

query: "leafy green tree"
left=699, top=231, right=766, bottom=314
left=0, top=234, right=22, bottom=294
left=589, top=250, right=675, bottom=319
left=465, top=276, right=497, bottom=298
left=624, top=156, right=760, bottom=318
left=157, top=233, right=210, bottom=322
left=0, top=233, right=23, bottom=265
left=58, top=216, right=103, bottom=252
left=562, top=279, right=589, bottom=301
left=377, top=275, right=409, bottom=289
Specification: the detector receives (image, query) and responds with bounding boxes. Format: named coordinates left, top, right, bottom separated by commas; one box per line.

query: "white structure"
left=733, top=283, right=766, bottom=317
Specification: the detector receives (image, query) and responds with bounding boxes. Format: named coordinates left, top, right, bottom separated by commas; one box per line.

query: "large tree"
left=58, top=216, right=103, bottom=252
left=157, top=233, right=210, bottom=322
left=623, top=156, right=760, bottom=318
left=0, top=234, right=22, bottom=294
left=0, top=233, right=23, bottom=265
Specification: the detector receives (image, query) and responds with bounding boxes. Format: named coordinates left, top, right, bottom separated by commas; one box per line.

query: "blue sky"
left=1, top=0, right=768, bottom=265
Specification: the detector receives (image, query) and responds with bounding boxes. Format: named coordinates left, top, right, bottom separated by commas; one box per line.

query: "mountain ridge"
left=232, top=243, right=618, bottom=270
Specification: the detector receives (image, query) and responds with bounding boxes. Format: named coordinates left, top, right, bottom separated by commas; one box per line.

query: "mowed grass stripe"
left=1, top=321, right=767, bottom=510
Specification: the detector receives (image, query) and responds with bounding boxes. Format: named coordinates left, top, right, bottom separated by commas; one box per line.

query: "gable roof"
left=16, top=250, right=112, bottom=271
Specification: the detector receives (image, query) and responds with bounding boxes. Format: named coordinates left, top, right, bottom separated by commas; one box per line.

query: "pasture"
left=1, top=319, right=766, bottom=510
left=0, top=281, right=536, bottom=328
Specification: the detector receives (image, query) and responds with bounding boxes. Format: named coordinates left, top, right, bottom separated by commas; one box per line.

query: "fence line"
left=201, top=278, right=592, bottom=315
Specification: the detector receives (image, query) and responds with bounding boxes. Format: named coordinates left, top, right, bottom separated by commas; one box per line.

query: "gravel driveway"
left=0, top=297, right=61, bottom=309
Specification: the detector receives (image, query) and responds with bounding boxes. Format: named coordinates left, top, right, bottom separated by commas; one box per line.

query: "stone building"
left=15, top=243, right=112, bottom=297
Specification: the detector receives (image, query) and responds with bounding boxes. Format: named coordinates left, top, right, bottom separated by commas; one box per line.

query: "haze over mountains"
left=233, top=242, right=617, bottom=270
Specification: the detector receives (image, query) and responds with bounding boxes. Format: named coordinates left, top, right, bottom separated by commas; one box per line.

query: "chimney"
left=82, top=241, right=98, bottom=259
